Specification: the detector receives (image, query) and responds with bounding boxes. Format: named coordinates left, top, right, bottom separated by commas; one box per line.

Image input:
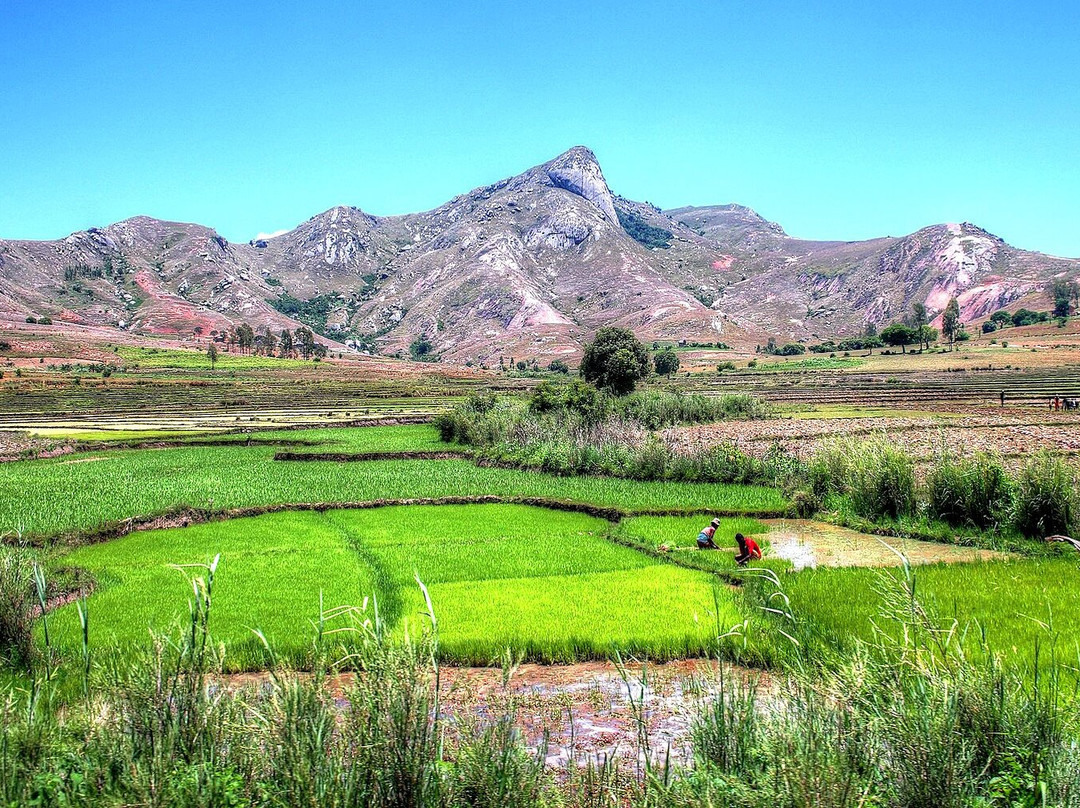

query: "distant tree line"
left=760, top=300, right=978, bottom=357
left=206, top=323, right=328, bottom=362
left=62, top=254, right=132, bottom=283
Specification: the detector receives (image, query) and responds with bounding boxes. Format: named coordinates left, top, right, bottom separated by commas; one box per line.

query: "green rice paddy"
left=0, top=428, right=788, bottom=541
left=115, top=346, right=319, bottom=370
left=47, top=505, right=737, bottom=667
left=781, top=557, right=1080, bottom=670
left=7, top=422, right=1078, bottom=676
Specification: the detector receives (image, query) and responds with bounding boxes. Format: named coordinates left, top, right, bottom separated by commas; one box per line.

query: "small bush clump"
left=926, top=452, right=1014, bottom=530
left=1013, top=452, right=1079, bottom=538
left=0, top=547, right=37, bottom=666
left=845, top=442, right=917, bottom=520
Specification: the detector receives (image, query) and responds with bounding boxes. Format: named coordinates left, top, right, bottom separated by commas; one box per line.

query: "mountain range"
left=1, top=146, right=1076, bottom=362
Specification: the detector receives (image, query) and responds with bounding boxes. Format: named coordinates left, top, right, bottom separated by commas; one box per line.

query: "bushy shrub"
left=807, top=439, right=855, bottom=497
left=1012, top=453, right=1079, bottom=538
left=436, top=387, right=779, bottom=486
left=529, top=380, right=608, bottom=422
left=926, top=452, right=1014, bottom=529
left=0, top=547, right=37, bottom=666
left=847, top=442, right=916, bottom=520
left=653, top=347, right=680, bottom=377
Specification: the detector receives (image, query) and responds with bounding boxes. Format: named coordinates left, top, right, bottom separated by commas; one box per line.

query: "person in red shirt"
left=734, top=532, right=762, bottom=565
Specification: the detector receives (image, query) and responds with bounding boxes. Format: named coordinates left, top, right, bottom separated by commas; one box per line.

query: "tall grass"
left=2, top=563, right=554, bottom=807
left=616, top=389, right=772, bottom=428
left=5, top=555, right=1080, bottom=805
left=673, top=563, right=1080, bottom=807
left=434, top=390, right=788, bottom=488
left=925, top=450, right=1013, bottom=530
left=845, top=441, right=916, bottom=520
left=813, top=439, right=1079, bottom=542
left=0, top=547, right=36, bottom=667
left=1013, top=452, right=1080, bottom=538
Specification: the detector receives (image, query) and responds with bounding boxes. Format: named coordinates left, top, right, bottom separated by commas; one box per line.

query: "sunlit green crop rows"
left=47, top=505, right=739, bottom=667
left=0, top=447, right=788, bottom=540
left=781, top=557, right=1080, bottom=671
left=190, top=424, right=455, bottom=452
left=116, top=346, right=318, bottom=370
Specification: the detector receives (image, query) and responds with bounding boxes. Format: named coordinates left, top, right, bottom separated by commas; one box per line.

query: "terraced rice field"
left=4, top=420, right=1075, bottom=681
left=47, top=505, right=738, bottom=667
left=0, top=427, right=788, bottom=541
left=683, top=364, right=1080, bottom=408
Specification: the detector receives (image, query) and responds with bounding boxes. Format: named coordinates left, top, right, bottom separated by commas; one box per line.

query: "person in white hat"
left=696, top=517, right=721, bottom=550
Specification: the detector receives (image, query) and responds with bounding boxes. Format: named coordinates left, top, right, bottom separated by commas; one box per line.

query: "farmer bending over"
left=697, top=518, right=721, bottom=549
left=734, top=533, right=762, bottom=565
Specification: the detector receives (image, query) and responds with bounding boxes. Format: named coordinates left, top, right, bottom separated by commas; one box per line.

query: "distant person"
left=734, top=532, right=763, bottom=566
left=697, top=518, right=721, bottom=550
left=1000, top=390, right=1006, bottom=407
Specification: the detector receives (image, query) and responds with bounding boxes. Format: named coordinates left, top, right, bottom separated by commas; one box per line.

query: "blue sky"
left=1, top=0, right=1078, bottom=255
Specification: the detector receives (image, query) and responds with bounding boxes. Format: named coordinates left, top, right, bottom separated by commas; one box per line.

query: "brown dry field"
left=665, top=408, right=1080, bottom=469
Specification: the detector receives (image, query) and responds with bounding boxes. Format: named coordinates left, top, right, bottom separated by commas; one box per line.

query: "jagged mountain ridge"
left=1, top=146, right=1076, bottom=360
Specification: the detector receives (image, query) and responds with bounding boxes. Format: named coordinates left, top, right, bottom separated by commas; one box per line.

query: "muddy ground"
left=225, top=660, right=763, bottom=770
left=763, top=519, right=1005, bottom=570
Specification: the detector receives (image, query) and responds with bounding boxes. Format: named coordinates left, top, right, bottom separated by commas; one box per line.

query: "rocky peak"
left=542, top=146, right=619, bottom=225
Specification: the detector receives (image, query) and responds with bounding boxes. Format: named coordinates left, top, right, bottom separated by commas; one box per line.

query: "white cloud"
left=254, top=229, right=288, bottom=241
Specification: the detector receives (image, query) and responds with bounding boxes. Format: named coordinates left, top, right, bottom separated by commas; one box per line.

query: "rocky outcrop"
left=0, top=148, right=1076, bottom=358
left=544, top=146, right=620, bottom=225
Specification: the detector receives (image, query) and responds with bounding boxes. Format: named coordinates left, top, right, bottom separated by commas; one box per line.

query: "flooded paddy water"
left=763, top=519, right=1006, bottom=570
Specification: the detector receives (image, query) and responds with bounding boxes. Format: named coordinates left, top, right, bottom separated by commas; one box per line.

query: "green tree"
left=881, top=323, right=915, bottom=354
left=206, top=343, right=218, bottom=369
left=910, top=302, right=928, bottom=329
left=279, top=329, right=294, bottom=358
left=295, top=327, right=316, bottom=359
left=579, top=327, right=650, bottom=395
left=236, top=322, right=255, bottom=354
left=1012, top=309, right=1047, bottom=327
left=257, top=326, right=277, bottom=356
left=941, top=297, right=961, bottom=350
left=908, top=302, right=934, bottom=350
left=989, top=310, right=1014, bottom=329
left=548, top=359, right=569, bottom=374
left=653, top=347, right=680, bottom=377
left=1050, top=278, right=1079, bottom=318
left=410, top=333, right=434, bottom=362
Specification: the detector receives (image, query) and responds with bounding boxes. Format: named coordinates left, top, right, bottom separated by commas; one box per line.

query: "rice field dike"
left=4, top=365, right=1080, bottom=805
